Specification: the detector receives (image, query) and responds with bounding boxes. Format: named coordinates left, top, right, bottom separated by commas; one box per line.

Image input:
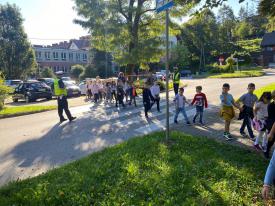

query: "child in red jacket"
left=191, top=86, right=208, bottom=125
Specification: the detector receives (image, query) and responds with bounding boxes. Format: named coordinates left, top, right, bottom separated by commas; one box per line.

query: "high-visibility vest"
left=54, top=79, right=67, bottom=96
left=173, top=72, right=180, bottom=84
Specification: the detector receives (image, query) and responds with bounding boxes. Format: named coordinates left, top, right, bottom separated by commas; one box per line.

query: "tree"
left=170, top=43, right=190, bottom=68
left=0, top=72, right=13, bottom=110
left=0, top=3, right=36, bottom=79
left=233, top=21, right=253, bottom=39
left=71, top=65, right=84, bottom=81
left=91, top=49, right=114, bottom=78
left=80, top=64, right=98, bottom=80
left=73, top=0, right=195, bottom=73
left=40, top=67, right=56, bottom=78
left=258, top=0, right=275, bottom=17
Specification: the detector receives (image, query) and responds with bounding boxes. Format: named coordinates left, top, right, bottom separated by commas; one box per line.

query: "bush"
left=232, top=51, right=252, bottom=66
left=40, top=67, right=56, bottom=78
left=0, top=72, right=13, bottom=110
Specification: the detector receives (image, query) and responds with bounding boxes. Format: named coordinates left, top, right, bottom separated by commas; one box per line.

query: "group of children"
left=86, top=79, right=138, bottom=107
left=86, top=78, right=275, bottom=158
left=219, top=82, right=275, bottom=158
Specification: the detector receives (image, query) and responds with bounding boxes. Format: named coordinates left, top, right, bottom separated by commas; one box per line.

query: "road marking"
left=135, top=106, right=214, bottom=135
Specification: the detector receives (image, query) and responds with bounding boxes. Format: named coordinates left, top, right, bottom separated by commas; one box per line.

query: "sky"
left=0, top=0, right=258, bottom=45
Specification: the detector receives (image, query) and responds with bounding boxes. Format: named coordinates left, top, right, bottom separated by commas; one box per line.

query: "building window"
left=53, top=52, right=59, bottom=60
left=76, top=53, right=80, bottom=62
left=69, top=53, right=73, bottom=61
left=61, top=53, right=67, bottom=61
left=45, top=52, right=50, bottom=60
left=83, top=53, right=87, bottom=62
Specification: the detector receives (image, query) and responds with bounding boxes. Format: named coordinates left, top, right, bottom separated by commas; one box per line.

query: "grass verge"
left=208, top=70, right=265, bottom=78
left=0, top=131, right=268, bottom=205
left=0, top=105, right=57, bottom=118
left=254, top=82, right=275, bottom=98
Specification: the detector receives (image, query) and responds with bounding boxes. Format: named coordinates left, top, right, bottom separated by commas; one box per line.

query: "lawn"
left=0, top=105, right=57, bottom=118
left=254, top=82, right=275, bottom=98
left=0, top=131, right=269, bottom=205
left=208, top=70, right=265, bottom=79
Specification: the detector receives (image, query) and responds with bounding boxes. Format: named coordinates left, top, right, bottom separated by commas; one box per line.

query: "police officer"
left=54, top=72, right=76, bottom=123
left=173, top=67, right=180, bottom=95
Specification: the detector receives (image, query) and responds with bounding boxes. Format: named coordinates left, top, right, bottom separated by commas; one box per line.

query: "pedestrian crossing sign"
left=156, top=0, right=174, bottom=13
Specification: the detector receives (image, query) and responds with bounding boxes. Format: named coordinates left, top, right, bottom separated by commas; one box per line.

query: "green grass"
left=208, top=70, right=265, bottom=79
left=0, top=131, right=268, bottom=205
left=254, top=82, right=275, bottom=98
left=0, top=105, right=57, bottom=118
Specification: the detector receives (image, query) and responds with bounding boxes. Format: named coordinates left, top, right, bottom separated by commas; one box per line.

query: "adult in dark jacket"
left=116, top=80, right=125, bottom=108
left=143, top=84, right=155, bottom=118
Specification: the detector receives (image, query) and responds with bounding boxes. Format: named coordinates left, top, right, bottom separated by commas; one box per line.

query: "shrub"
left=232, top=51, right=252, bottom=66
left=0, top=72, right=13, bottom=110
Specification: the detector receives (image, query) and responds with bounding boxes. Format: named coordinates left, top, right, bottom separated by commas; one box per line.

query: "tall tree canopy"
left=0, top=3, right=36, bottom=79
left=73, top=0, right=196, bottom=72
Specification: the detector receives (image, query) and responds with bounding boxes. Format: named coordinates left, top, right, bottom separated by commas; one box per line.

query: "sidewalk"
left=171, top=106, right=265, bottom=154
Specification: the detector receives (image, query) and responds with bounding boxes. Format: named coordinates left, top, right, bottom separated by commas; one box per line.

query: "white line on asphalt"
left=135, top=106, right=214, bottom=135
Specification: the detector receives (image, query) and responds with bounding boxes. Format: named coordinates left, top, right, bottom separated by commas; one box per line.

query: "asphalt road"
left=0, top=70, right=274, bottom=186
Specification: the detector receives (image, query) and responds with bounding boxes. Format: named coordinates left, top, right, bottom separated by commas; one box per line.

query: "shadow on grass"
left=0, top=130, right=269, bottom=205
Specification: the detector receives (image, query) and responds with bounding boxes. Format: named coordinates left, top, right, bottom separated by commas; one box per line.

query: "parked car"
left=78, top=81, right=87, bottom=95
left=37, top=78, right=54, bottom=93
left=155, top=72, right=165, bottom=81
left=64, top=81, right=81, bottom=97
left=62, top=77, right=76, bottom=84
left=5, top=80, right=23, bottom=88
left=12, top=81, right=52, bottom=103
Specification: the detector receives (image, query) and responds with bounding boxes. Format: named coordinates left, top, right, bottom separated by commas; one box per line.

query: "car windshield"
left=30, top=82, right=47, bottom=89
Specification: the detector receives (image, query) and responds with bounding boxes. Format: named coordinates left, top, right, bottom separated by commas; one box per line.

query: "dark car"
left=12, top=81, right=52, bottom=103
left=64, top=81, right=81, bottom=97
left=37, top=78, right=55, bottom=94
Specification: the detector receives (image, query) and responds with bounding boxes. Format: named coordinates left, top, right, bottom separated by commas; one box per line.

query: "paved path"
left=0, top=70, right=274, bottom=186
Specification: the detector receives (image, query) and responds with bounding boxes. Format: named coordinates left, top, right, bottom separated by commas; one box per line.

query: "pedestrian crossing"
left=69, top=97, right=214, bottom=137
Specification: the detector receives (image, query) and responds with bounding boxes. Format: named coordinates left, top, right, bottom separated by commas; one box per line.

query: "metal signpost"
left=156, top=0, right=174, bottom=141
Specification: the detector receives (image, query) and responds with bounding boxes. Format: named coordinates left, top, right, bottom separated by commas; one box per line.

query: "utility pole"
left=165, top=9, right=170, bottom=141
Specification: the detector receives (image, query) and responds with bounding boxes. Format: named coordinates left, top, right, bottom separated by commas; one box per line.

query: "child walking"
left=150, top=81, right=161, bottom=112
left=174, top=87, right=191, bottom=125
left=237, top=83, right=258, bottom=140
left=220, top=83, right=241, bottom=140
left=253, top=92, right=272, bottom=151
left=116, top=80, right=125, bottom=108
left=128, top=82, right=137, bottom=107
left=111, top=81, right=117, bottom=103
left=143, top=83, right=154, bottom=118
left=191, top=86, right=208, bottom=125
left=105, top=82, right=112, bottom=103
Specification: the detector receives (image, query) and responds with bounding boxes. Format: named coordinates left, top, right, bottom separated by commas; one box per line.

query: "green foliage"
left=0, top=131, right=268, bottom=205
left=208, top=70, right=265, bottom=78
left=254, top=83, right=275, bottom=98
left=232, top=51, right=252, bottom=66
left=0, top=105, right=56, bottom=118
left=170, top=43, right=190, bottom=68
left=90, top=49, right=114, bottom=78
left=233, top=21, right=253, bottom=39
left=71, top=65, right=85, bottom=81
left=40, top=68, right=56, bottom=78
left=237, top=39, right=262, bottom=53
left=0, top=72, right=13, bottom=110
left=80, top=64, right=97, bottom=80
left=0, top=3, right=36, bottom=79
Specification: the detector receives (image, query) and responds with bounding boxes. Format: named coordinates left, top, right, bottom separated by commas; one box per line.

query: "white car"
left=79, top=82, right=87, bottom=95
left=5, top=80, right=22, bottom=88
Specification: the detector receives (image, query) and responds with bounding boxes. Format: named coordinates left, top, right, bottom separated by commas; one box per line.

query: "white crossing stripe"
left=135, top=106, right=214, bottom=135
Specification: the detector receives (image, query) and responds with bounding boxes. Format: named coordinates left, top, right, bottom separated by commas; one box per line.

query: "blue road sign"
left=156, top=0, right=174, bottom=13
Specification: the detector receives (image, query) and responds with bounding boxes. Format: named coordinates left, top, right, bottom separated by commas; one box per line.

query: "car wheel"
left=13, top=98, right=18, bottom=102
left=47, top=96, right=52, bottom=100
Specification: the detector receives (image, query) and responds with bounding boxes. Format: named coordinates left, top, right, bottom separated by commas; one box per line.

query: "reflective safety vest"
left=54, top=79, right=67, bottom=96
left=173, top=72, right=180, bottom=84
